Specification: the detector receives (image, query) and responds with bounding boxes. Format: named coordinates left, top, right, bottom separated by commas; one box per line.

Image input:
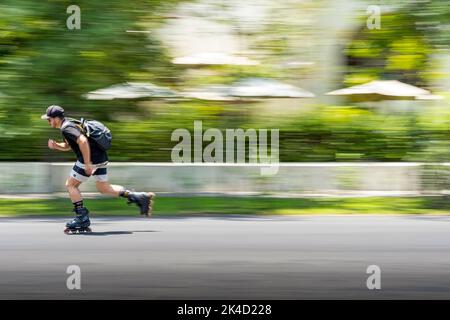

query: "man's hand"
left=48, top=139, right=70, bottom=151
left=48, top=139, right=56, bottom=150
left=84, top=162, right=95, bottom=176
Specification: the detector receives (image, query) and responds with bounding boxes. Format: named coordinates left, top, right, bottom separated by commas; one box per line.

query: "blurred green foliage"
left=0, top=0, right=180, bottom=160
left=2, top=101, right=450, bottom=162
left=345, top=12, right=431, bottom=86
left=2, top=196, right=450, bottom=216
left=345, top=0, right=450, bottom=86
left=0, top=0, right=449, bottom=162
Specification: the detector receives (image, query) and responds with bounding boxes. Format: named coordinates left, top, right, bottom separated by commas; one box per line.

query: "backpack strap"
left=60, top=119, right=71, bottom=130
left=61, top=118, right=86, bottom=135
left=80, top=118, right=91, bottom=137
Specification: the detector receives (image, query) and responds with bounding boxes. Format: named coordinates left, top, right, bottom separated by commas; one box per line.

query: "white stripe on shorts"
left=70, top=161, right=109, bottom=182
left=75, top=160, right=108, bottom=169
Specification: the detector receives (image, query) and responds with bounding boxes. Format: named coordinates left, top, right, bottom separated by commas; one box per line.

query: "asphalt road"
left=1, top=215, right=450, bottom=299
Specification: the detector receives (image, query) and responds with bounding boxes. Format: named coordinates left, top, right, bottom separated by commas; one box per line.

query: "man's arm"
left=48, top=139, right=71, bottom=151
left=77, top=135, right=94, bottom=175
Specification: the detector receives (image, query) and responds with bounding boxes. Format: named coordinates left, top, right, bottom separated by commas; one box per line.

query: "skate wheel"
left=64, top=227, right=91, bottom=234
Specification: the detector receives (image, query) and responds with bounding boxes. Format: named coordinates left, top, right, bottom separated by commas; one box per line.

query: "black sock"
left=119, top=189, right=131, bottom=198
left=73, top=200, right=84, bottom=211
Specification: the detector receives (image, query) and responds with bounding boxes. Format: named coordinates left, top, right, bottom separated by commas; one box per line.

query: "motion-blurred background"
left=1, top=0, right=450, bottom=212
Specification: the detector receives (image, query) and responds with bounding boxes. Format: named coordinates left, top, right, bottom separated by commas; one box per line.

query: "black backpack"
left=62, top=118, right=112, bottom=151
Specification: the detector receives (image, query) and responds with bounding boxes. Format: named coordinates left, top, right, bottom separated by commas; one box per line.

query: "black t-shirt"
left=61, top=119, right=108, bottom=164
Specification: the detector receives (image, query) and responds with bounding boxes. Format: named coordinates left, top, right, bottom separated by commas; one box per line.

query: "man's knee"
left=65, top=178, right=80, bottom=191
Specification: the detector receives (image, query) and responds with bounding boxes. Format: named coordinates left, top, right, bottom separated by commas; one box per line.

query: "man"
left=42, top=105, right=154, bottom=232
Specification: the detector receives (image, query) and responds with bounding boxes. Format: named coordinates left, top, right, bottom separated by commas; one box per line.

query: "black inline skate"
left=64, top=207, right=92, bottom=234
left=127, top=192, right=155, bottom=217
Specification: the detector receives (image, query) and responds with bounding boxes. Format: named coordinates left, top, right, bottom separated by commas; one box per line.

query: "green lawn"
left=1, top=196, right=450, bottom=217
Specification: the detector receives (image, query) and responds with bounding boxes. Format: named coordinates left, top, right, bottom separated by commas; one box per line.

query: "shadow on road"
left=75, top=230, right=158, bottom=236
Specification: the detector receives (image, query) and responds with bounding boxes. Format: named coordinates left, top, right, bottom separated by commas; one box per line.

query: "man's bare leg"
left=95, top=181, right=155, bottom=216
left=65, top=177, right=90, bottom=232
left=95, top=181, right=124, bottom=197
left=65, top=177, right=83, bottom=202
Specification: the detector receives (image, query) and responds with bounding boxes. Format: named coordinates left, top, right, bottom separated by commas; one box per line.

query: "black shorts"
left=70, top=161, right=108, bottom=182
